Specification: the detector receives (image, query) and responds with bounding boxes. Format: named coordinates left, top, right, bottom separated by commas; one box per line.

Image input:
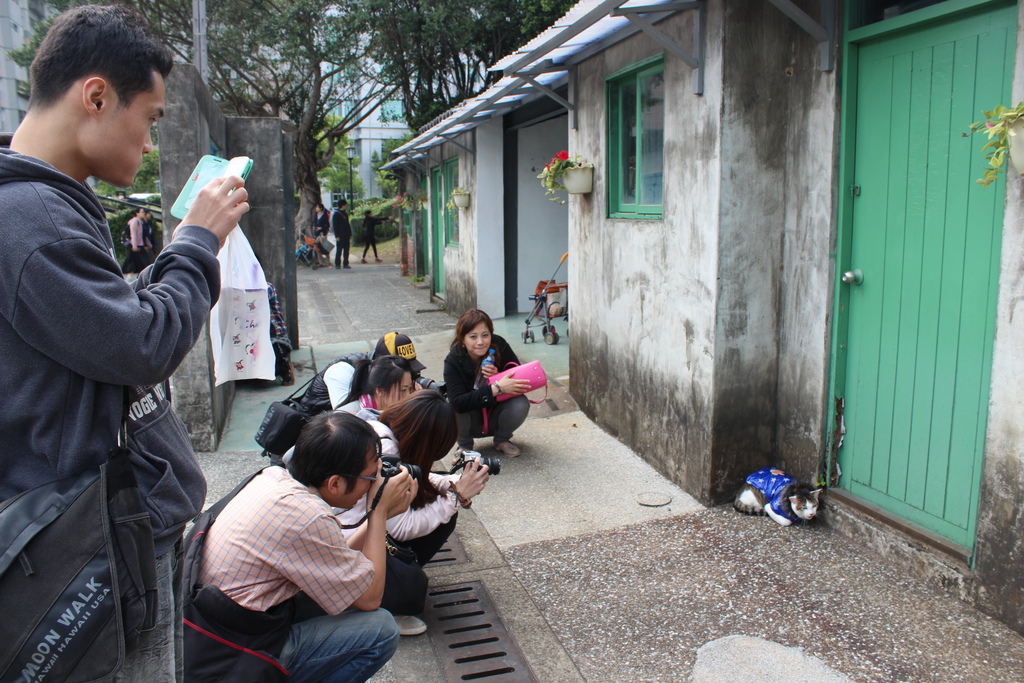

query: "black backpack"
left=254, top=352, right=368, bottom=457
left=297, top=352, right=369, bottom=415
left=182, top=470, right=296, bottom=682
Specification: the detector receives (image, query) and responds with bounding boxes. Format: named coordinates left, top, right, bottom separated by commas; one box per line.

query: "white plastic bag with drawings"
left=209, top=226, right=275, bottom=385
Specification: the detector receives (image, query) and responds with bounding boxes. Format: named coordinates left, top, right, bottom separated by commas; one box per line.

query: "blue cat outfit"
left=745, top=468, right=801, bottom=523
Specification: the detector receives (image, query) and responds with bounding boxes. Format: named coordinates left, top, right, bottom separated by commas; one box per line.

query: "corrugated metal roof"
left=383, top=0, right=684, bottom=169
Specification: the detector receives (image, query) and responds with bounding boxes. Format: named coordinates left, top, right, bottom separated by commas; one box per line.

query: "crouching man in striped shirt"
left=188, top=412, right=416, bottom=682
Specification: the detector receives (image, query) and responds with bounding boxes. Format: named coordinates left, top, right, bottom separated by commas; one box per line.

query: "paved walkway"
left=204, top=262, right=1024, bottom=682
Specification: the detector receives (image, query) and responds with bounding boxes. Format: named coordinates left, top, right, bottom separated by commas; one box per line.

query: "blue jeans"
left=279, top=609, right=399, bottom=683
left=115, top=541, right=183, bottom=683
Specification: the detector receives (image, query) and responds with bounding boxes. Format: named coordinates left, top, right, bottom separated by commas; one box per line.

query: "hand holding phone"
left=173, top=155, right=252, bottom=245
left=171, top=155, right=253, bottom=219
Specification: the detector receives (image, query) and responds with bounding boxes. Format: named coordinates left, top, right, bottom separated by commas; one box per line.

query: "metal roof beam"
left=614, top=0, right=705, bottom=94
left=513, top=59, right=569, bottom=77
left=520, top=75, right=573, bottom=112
left=437, top=133, right=475, bottom=155
left=499, top=0, right=630, bottom=76
left=765, top=0, right=835, bottom=71
left=391, top=77, right=528, bottom=156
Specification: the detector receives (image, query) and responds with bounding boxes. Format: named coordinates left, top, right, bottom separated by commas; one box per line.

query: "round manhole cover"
left=636, top=491, right=672, bottom=507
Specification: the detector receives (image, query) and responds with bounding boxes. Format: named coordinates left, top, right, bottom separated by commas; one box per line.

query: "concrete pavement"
left=201, top=262, right=1024, bottom=682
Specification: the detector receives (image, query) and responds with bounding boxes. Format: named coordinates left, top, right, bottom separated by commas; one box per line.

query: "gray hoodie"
left=0, top=148, right=217, bottom=554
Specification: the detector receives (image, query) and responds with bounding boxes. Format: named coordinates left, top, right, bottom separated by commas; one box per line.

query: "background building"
left=0, top=0, right=45, bottom=133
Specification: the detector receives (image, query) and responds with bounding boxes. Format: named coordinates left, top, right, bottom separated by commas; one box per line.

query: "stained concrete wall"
left=435, top=122, right=508, bottom=321
left=570, top=5, right=723, bottom=501
left=474, top=119, right=505, bottom=317
left=160, top=65, right=230, bottom=451
left=225, top=118, right=297, bottom=350
left=972, top=1, right=1024, bottom=634
left=437, top=135, right=478, bottom=318
left=160, top=64, right=295, bottom=450
left=713, top=1, right=837, bottom=498
left=569, top=0, right=837, bottom=504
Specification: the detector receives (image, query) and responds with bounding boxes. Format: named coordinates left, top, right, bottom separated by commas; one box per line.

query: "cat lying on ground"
left=733, top=467, right=822, bottom=526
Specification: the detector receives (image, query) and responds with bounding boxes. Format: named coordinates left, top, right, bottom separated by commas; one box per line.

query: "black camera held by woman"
left=449, top=450, right=500, bottom=476
left=380, top=454, right=423, bottom=482
left=414, top=376, right=446, bottom=395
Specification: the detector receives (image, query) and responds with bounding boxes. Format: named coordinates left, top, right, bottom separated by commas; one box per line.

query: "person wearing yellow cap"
left=308, top=333, right=429, bottom=415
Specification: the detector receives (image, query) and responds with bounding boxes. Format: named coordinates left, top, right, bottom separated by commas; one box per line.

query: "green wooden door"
left=840, top=4, right=1014, bottom=548
left=430, top=167, right=445, bottom=297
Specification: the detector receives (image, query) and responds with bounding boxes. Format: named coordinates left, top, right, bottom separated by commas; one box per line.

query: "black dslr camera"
left=449, top=450, right=500, bottom=476
left=414, top=376, right=446, bottom=396
left=380, top=455, right=423, bottom=482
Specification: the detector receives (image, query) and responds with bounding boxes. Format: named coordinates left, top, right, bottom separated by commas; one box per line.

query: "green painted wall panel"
left=839, top=3, right=1015, bottom=546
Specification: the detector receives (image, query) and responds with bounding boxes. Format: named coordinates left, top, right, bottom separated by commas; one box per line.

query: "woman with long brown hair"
left=443, top=309, right=532, bottom=456
left=337, top=391, right=490, bottom=635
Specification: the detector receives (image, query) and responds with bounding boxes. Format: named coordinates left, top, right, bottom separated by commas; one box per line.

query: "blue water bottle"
left=480, top=349, right=496, bottom=371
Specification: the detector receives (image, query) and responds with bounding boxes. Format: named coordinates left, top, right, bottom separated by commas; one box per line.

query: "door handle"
left=842, top=269, right=864, bottom=286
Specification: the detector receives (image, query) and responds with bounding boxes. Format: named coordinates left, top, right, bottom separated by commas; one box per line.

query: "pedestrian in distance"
left=361, top=209, right=382, bottom=263
left=0, top=4, right=249, bottom=679
left=333, top=198, right=352, bottom=269
left=120, top=205, right=149, bottom=278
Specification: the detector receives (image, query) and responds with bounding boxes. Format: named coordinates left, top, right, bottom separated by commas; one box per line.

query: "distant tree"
left=16, top=0, right=398, bottom=233
left=372, top=134, right=412, bottom=198
left=358, top=0, right=576, bottom=131
left=319, top=132, right=365, bottom=200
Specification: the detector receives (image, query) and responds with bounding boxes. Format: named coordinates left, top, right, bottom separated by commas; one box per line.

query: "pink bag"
left=488, top=360, right=547, bottom=401
left=481, top=361, right=547, bottom=435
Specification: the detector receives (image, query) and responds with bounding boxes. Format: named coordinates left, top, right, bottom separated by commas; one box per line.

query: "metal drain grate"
left=424, top=581, right=537, bottom=682
left=425, top=533, right=469, bottom=568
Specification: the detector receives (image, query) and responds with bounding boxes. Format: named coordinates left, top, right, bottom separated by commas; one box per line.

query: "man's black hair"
left=288, top=412, right=379, bottom=489
left=29, top=5, right=173, bottom=111
left=338, top=199, right=347, bottom=208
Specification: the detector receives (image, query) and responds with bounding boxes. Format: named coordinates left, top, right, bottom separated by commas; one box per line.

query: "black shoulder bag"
left=0, top=397, right=158, bottom=682
left=255, top=376, right=316, bottom=456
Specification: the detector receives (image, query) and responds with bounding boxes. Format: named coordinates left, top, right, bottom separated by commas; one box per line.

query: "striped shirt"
left=198, top=467, right=374, bottom=614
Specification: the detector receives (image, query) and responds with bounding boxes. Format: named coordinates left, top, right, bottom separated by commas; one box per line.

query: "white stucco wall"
left=474, top=119, right=506, bottom=316
left=516, top=116, right=570, bottom=313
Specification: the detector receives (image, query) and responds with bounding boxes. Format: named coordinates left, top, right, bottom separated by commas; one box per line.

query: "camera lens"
left=380, top=455, right=423, bottom=482
left=480, top=456, right=501, bottom=475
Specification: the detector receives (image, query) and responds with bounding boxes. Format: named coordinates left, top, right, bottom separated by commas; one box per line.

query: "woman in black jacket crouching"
left=443, top=309, right=532, bottom=457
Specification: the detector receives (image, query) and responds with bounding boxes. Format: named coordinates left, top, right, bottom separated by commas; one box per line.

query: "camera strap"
left=338, top=476, right=389, bottom=530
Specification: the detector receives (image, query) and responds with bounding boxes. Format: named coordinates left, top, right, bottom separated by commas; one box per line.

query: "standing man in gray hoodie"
left=0, top=5, right=248, bottom=681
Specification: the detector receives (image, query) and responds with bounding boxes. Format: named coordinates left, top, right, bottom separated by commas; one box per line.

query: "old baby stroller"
left=297, top=235, right=332, bottom=269
left=296, top=237, right=316, bottom=268
left=523, top=252, right=568, bottom=345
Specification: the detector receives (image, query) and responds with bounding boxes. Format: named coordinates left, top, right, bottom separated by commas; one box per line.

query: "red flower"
left=555, top=150, right=569, bottom=161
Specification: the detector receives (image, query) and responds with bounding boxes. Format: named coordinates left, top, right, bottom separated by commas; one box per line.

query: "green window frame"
left=443, top=157, right=460, bottom=246
left=607, top=58, right=665, bottom=218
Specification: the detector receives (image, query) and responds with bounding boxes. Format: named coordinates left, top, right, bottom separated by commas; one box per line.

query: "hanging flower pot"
left=447, top=187, right=470, bottom=211
left=538, top=151, right=594, bottom=203
left=563, top=166, right=594, bottom=194
left=1009, top=119, right=1024, bottom=176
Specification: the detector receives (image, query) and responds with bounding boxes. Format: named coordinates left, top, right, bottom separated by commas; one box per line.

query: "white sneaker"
left=394, top=614, right=427, bottom=636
